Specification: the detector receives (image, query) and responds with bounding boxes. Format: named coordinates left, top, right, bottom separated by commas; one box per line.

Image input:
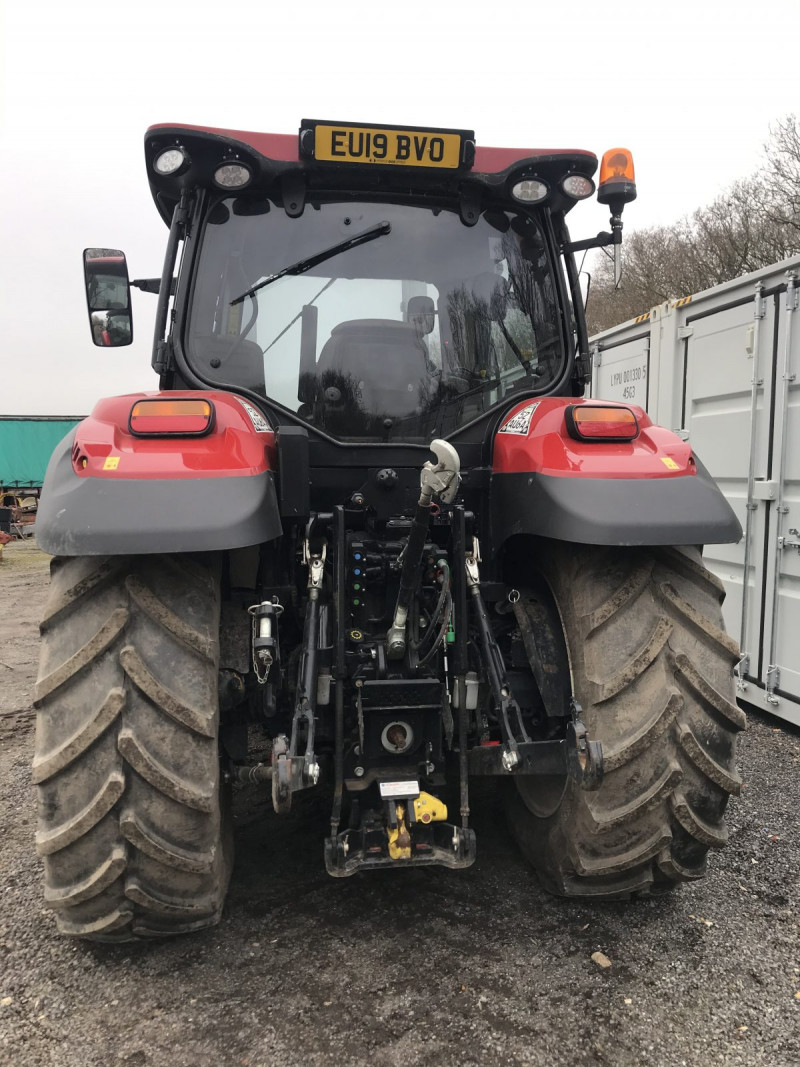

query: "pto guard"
left=491, top=397, right=742, bottom=549
left=36, top=391, right=282, bottom=556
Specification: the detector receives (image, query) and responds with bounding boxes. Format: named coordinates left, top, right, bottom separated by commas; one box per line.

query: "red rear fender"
left=70, top=391, right=276, bottom=480
left=493, top=397, right=694, bottom=479
left=490, top=397, right=741, bottom=549
left=37, top=391, right=282, bottom=557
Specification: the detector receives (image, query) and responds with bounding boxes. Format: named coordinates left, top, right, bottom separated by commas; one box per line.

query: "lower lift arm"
left=271, top=540, right=326, bottom=813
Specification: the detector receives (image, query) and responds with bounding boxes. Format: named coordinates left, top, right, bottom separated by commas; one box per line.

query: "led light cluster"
left=561, top=174, right=595, bottom=199
left=511, top=174, right=596, bottom=205
left=511, top=179, right=549, bottom=204
left=213, top=162, right=252, bottom=189
left=153, top=146, right=189, bottom=176
left=151, top=144, right=252, bottom=189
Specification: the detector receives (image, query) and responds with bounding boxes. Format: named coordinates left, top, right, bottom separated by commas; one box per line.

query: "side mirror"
left=83, top=248, right=133, bottom=347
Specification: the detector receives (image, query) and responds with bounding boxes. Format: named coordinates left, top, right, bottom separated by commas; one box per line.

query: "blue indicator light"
left=353, top=568, right=362, bottom=576
left=353, top=553, right=362, bottom=561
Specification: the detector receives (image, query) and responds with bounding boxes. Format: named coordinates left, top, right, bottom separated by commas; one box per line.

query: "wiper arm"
left=230, top=221, right=391, bottom=306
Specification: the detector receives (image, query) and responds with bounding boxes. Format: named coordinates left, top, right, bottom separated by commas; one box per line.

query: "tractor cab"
left=128, top=121, right=633, bottom=448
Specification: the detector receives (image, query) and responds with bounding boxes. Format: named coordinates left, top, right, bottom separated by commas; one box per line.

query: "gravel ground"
left=1, top=540, right=798, bottom=1067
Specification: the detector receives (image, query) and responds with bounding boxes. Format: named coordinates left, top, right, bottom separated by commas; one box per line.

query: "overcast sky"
left=1, top=0, right=798, bottom=415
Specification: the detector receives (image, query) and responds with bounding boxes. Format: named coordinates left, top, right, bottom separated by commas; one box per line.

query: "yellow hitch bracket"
left=413, top=792, right=448, bottom=824
left=388, top=803, right=412, bottom=860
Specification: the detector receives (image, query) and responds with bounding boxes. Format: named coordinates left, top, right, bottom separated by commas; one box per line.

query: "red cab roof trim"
left=148, top=122, right=300, bottom=163
left=146, top=122, right=596, bottom=175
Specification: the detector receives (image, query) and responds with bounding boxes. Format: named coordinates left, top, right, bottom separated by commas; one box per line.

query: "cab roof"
left=145, top=121, right=598, bottom=225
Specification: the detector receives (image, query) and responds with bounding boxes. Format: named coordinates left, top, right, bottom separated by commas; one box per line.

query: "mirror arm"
left=132, top=278, right=176, bottom=296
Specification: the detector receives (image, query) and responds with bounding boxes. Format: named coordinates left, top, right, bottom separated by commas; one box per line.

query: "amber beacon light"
left=598, top=148, right=637, bottom=207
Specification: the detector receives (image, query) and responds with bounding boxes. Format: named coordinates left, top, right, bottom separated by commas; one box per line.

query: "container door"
left=762, top=278, right=800, bottom=723
left=591, top=334, right=650, bottom=408
left=680, top=289, right=777, bottom=698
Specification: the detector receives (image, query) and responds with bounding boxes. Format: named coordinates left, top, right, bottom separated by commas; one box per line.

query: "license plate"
left=306, top=122, right=468, bottom=169
left=379, top=780, right=420, bottom=799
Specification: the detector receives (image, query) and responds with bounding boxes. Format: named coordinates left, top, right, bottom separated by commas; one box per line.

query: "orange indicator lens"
left=129, top=399, right=213, bottom=435
left=566, top=405, right=638, bottom=441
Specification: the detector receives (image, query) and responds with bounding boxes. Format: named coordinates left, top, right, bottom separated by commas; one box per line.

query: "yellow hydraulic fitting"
left=388, top=803, right=412, bottom=860
left=413, top=791, right=447, bottom=824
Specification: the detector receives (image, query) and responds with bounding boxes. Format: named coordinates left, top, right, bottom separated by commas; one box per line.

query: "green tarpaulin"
left=0, top=417, right=85, bottom=488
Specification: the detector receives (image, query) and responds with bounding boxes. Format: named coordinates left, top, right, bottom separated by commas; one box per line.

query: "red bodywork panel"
left=493, top=398, right=695, bottom=479
left=146, top=122, right=597, bottom=177
left=71, top=391, right=276, bottom=480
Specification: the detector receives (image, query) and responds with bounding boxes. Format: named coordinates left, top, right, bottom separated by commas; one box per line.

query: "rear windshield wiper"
left=230, top=221, right=391, bottom=306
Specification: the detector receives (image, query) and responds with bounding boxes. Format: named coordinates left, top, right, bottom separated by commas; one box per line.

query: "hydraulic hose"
left=416, top=560, right=451, bottom=655
left=417, top=595, right=453, bottom=668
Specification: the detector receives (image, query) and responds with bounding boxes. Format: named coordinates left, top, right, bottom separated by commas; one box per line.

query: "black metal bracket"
left=467, top=709, right=603, bottom=790
left=459, top=182, right=482, bottom=227
left=281, top=171, right=306, bottom=218
left=563, top=229, right=619, bottom=254
left=566, top=708, right=604, bottom=791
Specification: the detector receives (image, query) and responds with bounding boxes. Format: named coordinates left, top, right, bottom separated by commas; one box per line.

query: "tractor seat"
left=190, top=334, right=266, bottom=394
left=315, top=319, right=433, bottom=417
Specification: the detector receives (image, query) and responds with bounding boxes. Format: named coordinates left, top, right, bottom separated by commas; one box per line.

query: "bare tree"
left=586, top=115, right=800, bottom=334
left=762, top=113, right=800, bottom=240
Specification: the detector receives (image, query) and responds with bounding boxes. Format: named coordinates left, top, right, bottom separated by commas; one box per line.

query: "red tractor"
left=34, top=121, right=743, bottom=941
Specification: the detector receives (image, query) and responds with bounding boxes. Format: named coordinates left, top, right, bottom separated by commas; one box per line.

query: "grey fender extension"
left=36, top=432, right=282, bottom=556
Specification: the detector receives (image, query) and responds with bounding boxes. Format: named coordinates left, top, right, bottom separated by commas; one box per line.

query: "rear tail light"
left=565, top=405, right=638, bottom=442
left=129, top=399, right=214, bottom=436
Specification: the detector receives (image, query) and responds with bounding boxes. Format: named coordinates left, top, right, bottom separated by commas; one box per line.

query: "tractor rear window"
left=186, top=198, right=567, bottom=442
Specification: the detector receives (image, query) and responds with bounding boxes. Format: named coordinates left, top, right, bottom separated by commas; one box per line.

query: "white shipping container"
left=590, top=255, right=800, bottom=726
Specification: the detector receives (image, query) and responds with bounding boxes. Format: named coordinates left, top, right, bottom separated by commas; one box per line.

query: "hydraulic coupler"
left=386, top=439, right=460, bottom=659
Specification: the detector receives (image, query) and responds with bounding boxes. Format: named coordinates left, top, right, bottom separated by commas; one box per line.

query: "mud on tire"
left=34, top=554, right=232, bottom=940
left=506, top=543, right=745, bottom=899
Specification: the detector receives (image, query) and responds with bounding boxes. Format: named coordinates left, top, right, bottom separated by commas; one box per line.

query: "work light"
left=561, top=174, right=595, bottom=200
left=510, top=179, right=549, bottom=204
left=153, top=146, right=189, bottom=176
left=213, top=163, right=252, bottom=189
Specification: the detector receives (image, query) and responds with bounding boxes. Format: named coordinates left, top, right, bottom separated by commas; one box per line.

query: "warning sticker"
left=499, top=402, right=540, bottom=435
left=236, top=398, right=271, bottom=433
left=661, top=456, right=680, bottom=470
left=103, top=456, right=120, bottom=470
left=379, top=780, right=420, bottom=799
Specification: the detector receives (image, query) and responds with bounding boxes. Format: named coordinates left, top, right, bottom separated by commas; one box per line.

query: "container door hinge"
left=734, top=653, right=749, bottom=692
left=677, top=326, right=693, bottom=340
left=765, top=664, right=781, bottom=705
left=753, top=282, right=766, bottom=320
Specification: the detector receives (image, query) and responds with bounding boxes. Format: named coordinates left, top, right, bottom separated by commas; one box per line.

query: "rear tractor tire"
left=506, top=543, right=745, bottom=899
left=33, top=554, right=232, bottom=940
